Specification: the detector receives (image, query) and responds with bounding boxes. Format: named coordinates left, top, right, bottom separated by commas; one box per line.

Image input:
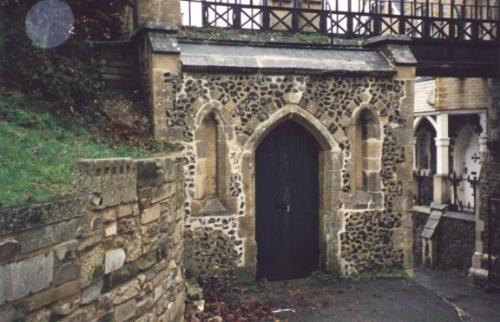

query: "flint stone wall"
left=0, top=156, right=185, bottom=322
left=163, top=72, right=414, bottom=285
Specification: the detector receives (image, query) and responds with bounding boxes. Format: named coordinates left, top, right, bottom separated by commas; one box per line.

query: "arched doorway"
left=255, top=119, right=320, bottom=280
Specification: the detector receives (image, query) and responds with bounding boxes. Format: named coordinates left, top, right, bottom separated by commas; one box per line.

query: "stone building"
left=133, top=0, right=417, bottom=284
left=130, top=0, right=500, bottom=288
left=413, top=76, right=500, bottom=287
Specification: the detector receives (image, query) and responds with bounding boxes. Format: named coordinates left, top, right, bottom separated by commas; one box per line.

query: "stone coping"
left=0, top=194, right=92, bottom=235
left=412, top=205, right=476, bottom=222
left=178, top=28, right=362, bottom=48
left=179, top=42, right=396, bottom=76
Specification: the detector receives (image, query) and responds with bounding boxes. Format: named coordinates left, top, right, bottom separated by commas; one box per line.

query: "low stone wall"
left=436, top=217, right=475, bottom=272
left=413, top=210, right=475, bottom=272
left=0, top=156, right=185, bottom=322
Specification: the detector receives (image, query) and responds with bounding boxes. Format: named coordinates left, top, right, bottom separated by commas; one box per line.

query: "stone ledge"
left=0, top=195, right=91, bottom=235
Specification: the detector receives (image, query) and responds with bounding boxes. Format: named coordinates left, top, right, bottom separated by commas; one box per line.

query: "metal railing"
left=180, top=0, right=499, bottom=42
left=447, top=171, right=479, bottom=213
left=414, top=169, right=434, bottom=206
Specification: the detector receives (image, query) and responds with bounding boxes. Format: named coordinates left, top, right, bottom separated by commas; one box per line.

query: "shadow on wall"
left=184, top=227, right=239, bottom=294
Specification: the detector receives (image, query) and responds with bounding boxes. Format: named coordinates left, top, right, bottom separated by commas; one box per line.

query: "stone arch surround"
left=173, top=73, right=415, bottom=283
left=239, top=105, right=342, bottom=277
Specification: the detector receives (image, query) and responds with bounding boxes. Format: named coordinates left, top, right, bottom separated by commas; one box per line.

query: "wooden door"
left=256, top=120, right=320, bottom=281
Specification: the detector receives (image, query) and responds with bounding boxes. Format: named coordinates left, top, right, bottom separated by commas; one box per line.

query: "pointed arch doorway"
left=256, top=119, right=320, bottom=281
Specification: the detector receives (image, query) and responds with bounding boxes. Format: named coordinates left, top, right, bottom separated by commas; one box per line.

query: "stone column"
left=135, top=0, right=182, bottom=141
left=433, top=113, right=450, bottom=204
left=479, top=112, right=489, bottom=154
left=136, top=0, right=181, bottom=27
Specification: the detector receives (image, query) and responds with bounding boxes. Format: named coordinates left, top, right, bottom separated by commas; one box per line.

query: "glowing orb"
left=26, top=0, right=74, bottom=48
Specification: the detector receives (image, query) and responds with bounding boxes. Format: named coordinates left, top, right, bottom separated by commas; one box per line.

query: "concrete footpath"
left=415, top=269, right=500, bottom=322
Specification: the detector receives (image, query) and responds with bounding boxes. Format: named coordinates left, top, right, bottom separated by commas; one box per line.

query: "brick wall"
left=436, top=78, right=490, bottom=110
left=0, top=156, right=185, bottom=322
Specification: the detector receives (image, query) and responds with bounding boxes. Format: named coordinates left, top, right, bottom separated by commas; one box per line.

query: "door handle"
left=274, top=203, right=291, bottom=214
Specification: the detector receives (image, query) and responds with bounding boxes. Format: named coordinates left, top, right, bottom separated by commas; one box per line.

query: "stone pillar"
left=135, top=1, right=182, bottom=141
left=433, top=113, right=450, bottom=204
left=136, top=0, right=181, bottom=27
left=479, top=112, right=489, bottom=154
left=410, top=138, right=417, bottom=170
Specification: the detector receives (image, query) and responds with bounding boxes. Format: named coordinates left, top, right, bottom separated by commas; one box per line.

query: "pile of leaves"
left=185, top=300, right=276, bottom=322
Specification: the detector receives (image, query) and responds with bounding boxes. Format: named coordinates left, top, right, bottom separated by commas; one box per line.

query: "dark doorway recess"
left=256, top=120, right=320, bottom=281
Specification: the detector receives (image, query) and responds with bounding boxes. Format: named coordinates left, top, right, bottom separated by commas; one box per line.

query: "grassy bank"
left=0, top=89, right=175, bottom=208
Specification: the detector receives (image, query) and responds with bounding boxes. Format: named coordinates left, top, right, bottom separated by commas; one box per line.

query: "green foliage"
left=246, top=281, right=266, bottom=294
left=348, top=266, right=412, bottom=281
left=91, top=265, right=105, bottom=283
left=0, top=89, right=176, bottom=208
left=294, top=33, right=332, bottom=43
left=0, top=0, right=130, bottom=110
left=310, top=271, right=337, bottom=284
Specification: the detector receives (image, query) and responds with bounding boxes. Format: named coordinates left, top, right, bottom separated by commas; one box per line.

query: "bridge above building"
left=178, top=0, right=500, bottom=77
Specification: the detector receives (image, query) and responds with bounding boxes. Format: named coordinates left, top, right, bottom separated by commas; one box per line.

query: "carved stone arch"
left=413, top=116, right=437, bottom=135
left=238, top=104, right=342, bottom=279
left=192, top=101, right=232, bottom=215
left=244, top=105, right=340, bottom=153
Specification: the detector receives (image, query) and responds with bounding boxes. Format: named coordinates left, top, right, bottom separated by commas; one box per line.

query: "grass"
left=0, top=89, right=178, bottom=208
left=348, top=266, right=413, bottom=282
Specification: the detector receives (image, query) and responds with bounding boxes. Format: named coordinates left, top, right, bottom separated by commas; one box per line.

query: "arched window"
left=194, top=112, right=228, bottom=214
left=354, top=109, right=381, bottom=192
left=415, top=119, right=436, bottom=173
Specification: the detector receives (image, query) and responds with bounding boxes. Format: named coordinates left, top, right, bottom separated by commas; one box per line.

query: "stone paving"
left=415, top=269, right=500, bottom=322
left=223, top=277, right=461, bottom=322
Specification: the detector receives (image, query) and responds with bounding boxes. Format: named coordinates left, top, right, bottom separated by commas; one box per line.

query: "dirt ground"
left=186, top=277, right=461, bottom=322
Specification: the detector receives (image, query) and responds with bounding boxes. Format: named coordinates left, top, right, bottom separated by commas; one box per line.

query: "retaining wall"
left=0, top=156, right=185, bottom=322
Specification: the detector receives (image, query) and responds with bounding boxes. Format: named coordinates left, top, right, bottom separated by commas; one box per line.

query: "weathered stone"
left=74, top=158, right=138, bottom=209
left=77, top=233, right=103, bottom=252
left=104, top=262, right=140, bottom=291
left=80, top=281, right=103, bottom=304
left=51, top=295, right=80, bottom=316
left=0, top=239, right=21, bottom=263
left=141, top=204, right=161, bottom=224
left=102, top=208, right=117, bottom=222
left=54, top=262, right=80, bottom=286
left=0, top=252, right=53, bottom=305
left=23, top=280, right=79, bottom=312
left=105, top=222, right=117, bottom=237
left=137, top=159, right=166, bottom=187
left=111, top=278, right=141, bottom=305
left=91, top=216, right=103, bottom=230
left=105, top=248, right=126, bottom=274
left=80, top=246, right=104, bottom=288
left=114, top=298, right=136, bottom=322
left=117, top=204, right=136, bottom=218
left=0, top=195, right=90, bottom=235
left=20, top=219, right=81, bottom=253
left=136, top=252, right=157, bottom=270
left=136, top=295, right=154, bottom=317
left=54, top=240, right=78, bottom=261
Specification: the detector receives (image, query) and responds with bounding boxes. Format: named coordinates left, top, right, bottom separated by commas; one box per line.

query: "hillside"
left=0, top=89, right=176, bottom=208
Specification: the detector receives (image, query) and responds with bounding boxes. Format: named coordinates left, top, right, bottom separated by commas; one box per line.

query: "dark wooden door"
left=256, top=120, right=320, bottom=281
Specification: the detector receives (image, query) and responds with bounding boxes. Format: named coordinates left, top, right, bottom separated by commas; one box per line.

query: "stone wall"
left=0, top=156, right=185, bottom=322
left=412, top=211, right=428, bottom=267
left=413, top=210, right=475, bottom=272
left=164, top=72, right=414, bottom=284
left=436, top=217, right=475, bottom=272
